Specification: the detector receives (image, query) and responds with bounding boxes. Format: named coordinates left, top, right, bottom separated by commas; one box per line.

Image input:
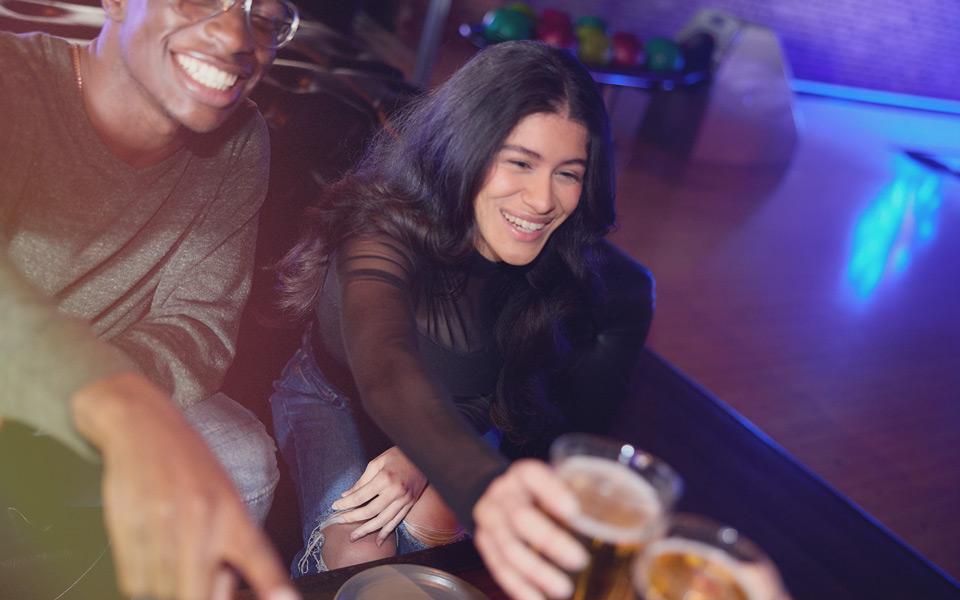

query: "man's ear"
left=101, top=0, right=126, bottom=22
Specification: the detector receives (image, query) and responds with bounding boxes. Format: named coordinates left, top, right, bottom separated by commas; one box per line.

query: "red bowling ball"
left=611, top=32, right=642, bottom=66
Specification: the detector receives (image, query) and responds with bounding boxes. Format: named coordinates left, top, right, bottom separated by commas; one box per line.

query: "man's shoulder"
left=0, top=32, right=67, bottom=107
left=0, top=30, right=33, bottom=57
left=0, top=31, right=62, bottom=71
left=234, top=100, right=270, bottom=158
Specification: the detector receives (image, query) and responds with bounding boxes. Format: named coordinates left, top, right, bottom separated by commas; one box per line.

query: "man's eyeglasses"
left=174, top=0, right=300, bottom=49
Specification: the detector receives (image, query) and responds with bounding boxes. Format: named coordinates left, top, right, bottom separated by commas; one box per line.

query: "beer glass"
left=634, top=514, right=791, bottom=600
left=550, top=434, right=683, bottom=600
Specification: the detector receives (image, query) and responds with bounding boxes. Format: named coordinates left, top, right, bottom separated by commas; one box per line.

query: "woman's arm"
left=334, top=236, right=588, bottom=600
left=334, top=235, right=507, bottom=528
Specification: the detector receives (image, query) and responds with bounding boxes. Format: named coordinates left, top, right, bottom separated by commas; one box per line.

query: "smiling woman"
left=268, top=40, right=622, bottom=599
left=473, top=112, right=588, bottom=265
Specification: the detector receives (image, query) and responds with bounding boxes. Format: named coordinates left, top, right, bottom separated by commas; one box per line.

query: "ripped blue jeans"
left=270, top=334, right=471, bottom=576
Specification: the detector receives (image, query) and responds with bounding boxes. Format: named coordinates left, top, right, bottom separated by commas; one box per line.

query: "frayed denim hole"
left=298, top=519, right=329, bottom=574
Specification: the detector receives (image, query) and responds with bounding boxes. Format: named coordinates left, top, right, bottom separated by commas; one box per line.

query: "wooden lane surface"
left=611, top=350, right=959, bottom=600
left=611, top=96, right=960, bottom=578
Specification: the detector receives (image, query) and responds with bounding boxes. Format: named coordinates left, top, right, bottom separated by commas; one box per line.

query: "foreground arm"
left=0, top=168, right=292, bottom=599
left=72, top=373, right=297, bottom=600
left=0, top=256, right=294, bottom=599
left=0, top=253, right=132, bottom=459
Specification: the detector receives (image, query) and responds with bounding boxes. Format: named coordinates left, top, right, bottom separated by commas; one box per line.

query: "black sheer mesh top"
left=311, top=234, right=509, bottom=525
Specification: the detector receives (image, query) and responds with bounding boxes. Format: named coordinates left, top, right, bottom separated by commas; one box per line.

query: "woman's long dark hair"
left=277, top=40, right=616, bottom=443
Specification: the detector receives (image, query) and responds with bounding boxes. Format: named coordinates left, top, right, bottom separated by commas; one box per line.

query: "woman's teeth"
left=175, top=54, right=238, bottom=91
left=502, top=211, right=546, bottom=233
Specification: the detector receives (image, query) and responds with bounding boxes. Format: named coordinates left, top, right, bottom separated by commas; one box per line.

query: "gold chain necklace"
left=70, top=43, right=83, bottom=93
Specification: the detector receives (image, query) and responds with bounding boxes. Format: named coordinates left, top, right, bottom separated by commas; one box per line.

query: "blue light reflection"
left=846, top=155, right=943, bottom=301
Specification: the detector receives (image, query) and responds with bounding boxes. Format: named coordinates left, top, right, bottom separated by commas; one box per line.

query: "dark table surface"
left=258, top=350, right=960, bottom=600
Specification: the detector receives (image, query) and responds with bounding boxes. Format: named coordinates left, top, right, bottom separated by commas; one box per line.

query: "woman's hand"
left=473, top=460, right=589, bottom=600
left=332, top=446, right=429, bottom=545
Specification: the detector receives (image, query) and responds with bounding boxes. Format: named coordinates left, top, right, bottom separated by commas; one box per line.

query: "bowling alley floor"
left=415, top=35, right=960, bottom=581
left=610, top=95, right=960, bottom=580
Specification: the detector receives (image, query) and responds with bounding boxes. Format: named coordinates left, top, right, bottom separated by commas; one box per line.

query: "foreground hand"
left=331, top=445, right=428, bottom=545
left=71, top=373, right=298, bottom=600
left=473, top=460, right=588, bottom=600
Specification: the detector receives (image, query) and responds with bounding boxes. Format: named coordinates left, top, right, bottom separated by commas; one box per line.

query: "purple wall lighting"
left=527, top=0, right=960, bottom=102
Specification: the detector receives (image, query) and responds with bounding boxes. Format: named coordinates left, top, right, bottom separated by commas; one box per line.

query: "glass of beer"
left=550, top=433, right=683, bottom=600
left=634, top=514, right=791, bottom=600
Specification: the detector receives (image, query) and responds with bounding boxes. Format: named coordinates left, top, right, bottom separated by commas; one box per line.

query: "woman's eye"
left=558, top=171, right=583, bottom=183
left=508, top=159, right=532, bottom=170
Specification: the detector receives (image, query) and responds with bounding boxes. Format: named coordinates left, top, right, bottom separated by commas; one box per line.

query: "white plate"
left=334, top=564, right=488, bottom=600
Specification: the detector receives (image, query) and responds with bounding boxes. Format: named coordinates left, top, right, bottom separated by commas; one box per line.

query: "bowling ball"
left=645, top=36, right=683, bottom=71
left=483, top=7, right=534, bottom=43
left=611, top=31, right=641, bottom=66
left=577, top=27, right=610, bottom=66
left=505, top=1, right=536, bottom=21
left=574, top=15, right=607, bottom=33
left=540, top=7, right=571, bottom=28
left=538, top=21, right=575, bottom=49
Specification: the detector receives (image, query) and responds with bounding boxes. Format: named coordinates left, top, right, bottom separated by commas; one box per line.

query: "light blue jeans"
left=271, top=336, right=475, bottom=577
left=186, top=392, right=280, bottom=524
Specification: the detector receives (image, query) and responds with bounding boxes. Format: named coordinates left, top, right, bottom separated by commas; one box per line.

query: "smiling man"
left=0, top=0, right=302, bottom=597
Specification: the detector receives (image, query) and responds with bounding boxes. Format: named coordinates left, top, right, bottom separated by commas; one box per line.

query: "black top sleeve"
left=334, top=235, right=508, bottom=528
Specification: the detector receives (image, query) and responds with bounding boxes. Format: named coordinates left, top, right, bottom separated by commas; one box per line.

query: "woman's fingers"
left=510, top=461, right=587, bottom=571
left=474, top=528, right=545, bottom=600
left=514, top=461, right=579, bottom=521
left=333, top=475, right=385, bottom=511
left=339, top=458, right=382, bottom=500
left=376, top=503, right=412, bottom=546
left=337, top=492, right=392, bottom=524
left=480, top=499, right=573, bottom=599
left=511, top=502, right=586, bottom=573
left=348, top=497, right=406, bottom=542
left=472, top=460, right=592, bottom=600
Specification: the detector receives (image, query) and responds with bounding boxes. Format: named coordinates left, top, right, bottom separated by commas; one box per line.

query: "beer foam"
left=642, top=538, right=788, bottom=600
left=557, top=455, right=664, bottom=543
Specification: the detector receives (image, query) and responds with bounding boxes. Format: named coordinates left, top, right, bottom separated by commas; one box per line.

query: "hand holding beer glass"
left=550, top=434, right=683, bottom=600
left=633, top=514, right=791, bottom=600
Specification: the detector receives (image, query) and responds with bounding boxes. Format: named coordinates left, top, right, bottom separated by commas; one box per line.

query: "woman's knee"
left=402, top=486, right=465, bottom=548
left=321, top=523, right=396, bottom=570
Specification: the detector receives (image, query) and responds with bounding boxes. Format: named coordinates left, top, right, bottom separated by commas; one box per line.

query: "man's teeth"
left=502, top=211, right=546, bottom=233
left=175, top=54, right=238, bottom=91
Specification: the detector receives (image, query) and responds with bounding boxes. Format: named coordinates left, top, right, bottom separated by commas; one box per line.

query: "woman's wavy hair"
left=277, top=40, right=616, bottom=443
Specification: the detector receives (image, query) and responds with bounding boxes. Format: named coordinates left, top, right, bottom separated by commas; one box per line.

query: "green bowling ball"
left=577, top=27, right=610, bottom=66
left=645, top=37, right=683, bottom=71
left=483, top=7, right=534, bottom=43
left=574, top=15, right=608, bottom=33
left=505, top=1, right=536, bottom=21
